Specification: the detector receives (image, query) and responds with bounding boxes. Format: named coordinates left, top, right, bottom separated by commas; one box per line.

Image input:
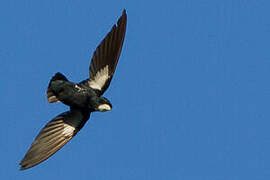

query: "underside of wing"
left=20, top=109, right=90, bottom=170
left=83, top=10, right=127, bottom=96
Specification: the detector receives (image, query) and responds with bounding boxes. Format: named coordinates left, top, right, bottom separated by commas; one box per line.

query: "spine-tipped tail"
left=47, top=72, right=68, bottom=103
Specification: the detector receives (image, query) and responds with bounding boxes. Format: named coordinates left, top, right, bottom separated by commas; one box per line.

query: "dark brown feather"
left=20, top=109, right=90, bottom=170
left=87, top=10, right=127, bottom=96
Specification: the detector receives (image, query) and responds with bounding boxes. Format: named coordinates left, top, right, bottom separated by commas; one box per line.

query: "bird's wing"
left=81, top=10, right=127, bottom=96
left=20, top=108, right=90, bottom=170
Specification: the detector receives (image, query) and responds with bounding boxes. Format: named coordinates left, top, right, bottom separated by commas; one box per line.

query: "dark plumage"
left=20, top=10, right=127, bottom=170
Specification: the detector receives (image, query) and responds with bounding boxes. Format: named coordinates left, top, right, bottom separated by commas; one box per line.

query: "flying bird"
left=20, top=10, right=127, bottom=170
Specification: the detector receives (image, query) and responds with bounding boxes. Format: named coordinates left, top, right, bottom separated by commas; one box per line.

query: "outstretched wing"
left=20, top=108, right=90, bottom=170
left=81, top=10, right=127, bottom=96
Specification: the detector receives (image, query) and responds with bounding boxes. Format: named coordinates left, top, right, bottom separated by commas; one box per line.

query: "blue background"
left=1, top=0, right=270, bottom=179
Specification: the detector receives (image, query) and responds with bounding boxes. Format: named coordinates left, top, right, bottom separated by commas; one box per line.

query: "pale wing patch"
left=89, top=65, right=110, bottom=90
left=62, top=124, right=75, bottom=137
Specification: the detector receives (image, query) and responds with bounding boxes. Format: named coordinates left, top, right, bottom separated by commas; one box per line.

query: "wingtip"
left=19, top=158, right=32, bottom=171
left=122, top=9, right=127, bottom=18
left=19, top=162, right=27, bottom=171
left=19, top=166, right=26, bottom=171
left=118, top=9, right=127, bottom=26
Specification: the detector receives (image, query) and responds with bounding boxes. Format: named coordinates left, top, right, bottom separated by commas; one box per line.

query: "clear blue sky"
left=1, top=0, right=270, bottom=179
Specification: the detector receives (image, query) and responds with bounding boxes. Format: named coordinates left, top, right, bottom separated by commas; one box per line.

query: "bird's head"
left=95, top=97, right=112, bottom=112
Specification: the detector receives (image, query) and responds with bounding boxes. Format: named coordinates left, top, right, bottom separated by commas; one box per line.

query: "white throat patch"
left=89, top=65, right=110, bottom=90
left=98, top=104, right=112, bottom=112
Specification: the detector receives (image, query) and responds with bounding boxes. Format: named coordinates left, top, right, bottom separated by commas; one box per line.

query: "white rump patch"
left=62, top=124, right=75, bottom=137
left=89, top=65, right=110, bottom=90
left=98, top=104, right=112, bottom=112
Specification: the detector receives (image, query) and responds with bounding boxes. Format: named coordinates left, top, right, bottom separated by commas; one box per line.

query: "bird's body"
left=48, top=73, right=98, bottom=110
left=20, top=10, right=127, bottom=170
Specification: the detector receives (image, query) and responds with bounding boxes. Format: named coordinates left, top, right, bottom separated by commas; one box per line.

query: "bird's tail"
left=47, top=72, right=68, bottom=103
